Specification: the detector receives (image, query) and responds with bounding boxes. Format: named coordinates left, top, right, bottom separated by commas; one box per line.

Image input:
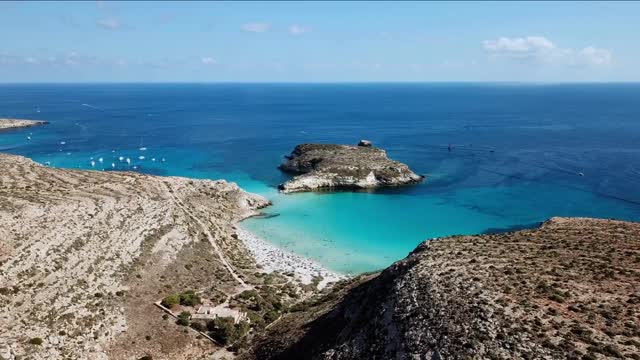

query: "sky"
left=1, top=1, right=639, bottom=82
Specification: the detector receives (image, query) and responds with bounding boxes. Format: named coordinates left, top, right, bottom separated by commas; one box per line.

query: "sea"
left=1, top=83, right=639, bottom=275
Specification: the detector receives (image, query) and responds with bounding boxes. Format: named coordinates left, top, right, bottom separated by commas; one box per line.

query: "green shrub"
left=179, top=291, right=201, bottom=307
left=176, top=311, right=191, bottom=326
left=238, top=290, right=259, bottom=301
left=190, top=321, right=205, bottom=332
left=264, top=310, right=280, bottom=324
left=207, top=317, right=249, bottom=345
left=28, top=337, right=44, bottom=345
left=161, top=294, right=180, bottom=308
left=246, top=311, right=265, bottom=329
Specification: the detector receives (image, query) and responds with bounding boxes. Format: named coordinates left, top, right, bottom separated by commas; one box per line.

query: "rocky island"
left=243, top=217, right=640, bottom=360
left=278, top=141, right=424, bottom=193
left=0, top=118, right=48, bottom=131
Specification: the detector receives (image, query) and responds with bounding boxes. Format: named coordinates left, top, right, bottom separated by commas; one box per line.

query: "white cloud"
left=483, top=36, right=554, bottom=53
left=200, top=57, right=217, bottom=65
left=483, top=36, right=612, bottom=67
left=289, top=24, right=311, bottom=36
left=241, top=22, right=270, bottom=33
left=579, top=46, right=612, bottom=66
left=0, top=52, right=104, bottom=67
left=96, top=17, right=122, bottom=30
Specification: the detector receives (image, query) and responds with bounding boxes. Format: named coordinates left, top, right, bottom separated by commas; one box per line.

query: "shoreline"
left=234, top=226, right=347, bottom=289
left=0, top=118, right=49, bottom=131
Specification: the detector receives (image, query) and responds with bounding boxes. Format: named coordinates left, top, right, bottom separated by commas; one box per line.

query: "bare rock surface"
left=0, top=153, right=270, bottom=359
left=0, top=118, right=48, bottom=131
left=242, top=217, right=640, bottom=360
left=278, top=143, right=424, bottom=193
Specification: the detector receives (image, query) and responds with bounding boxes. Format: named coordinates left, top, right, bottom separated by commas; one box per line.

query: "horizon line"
left=1, top=81, right=640, bottom=85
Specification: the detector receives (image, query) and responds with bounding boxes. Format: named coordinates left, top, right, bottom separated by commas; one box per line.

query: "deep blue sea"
left=1, top=83, right=639, bottom=274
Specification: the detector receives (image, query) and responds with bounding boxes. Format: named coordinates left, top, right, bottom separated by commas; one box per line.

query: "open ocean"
left=1, top=83, right=639, bottom=274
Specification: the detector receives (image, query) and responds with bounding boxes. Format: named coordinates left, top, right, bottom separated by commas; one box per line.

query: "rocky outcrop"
left=0, top=118, right=48, bottom=131
left=278, top=143, right=424, bottom=193
left=242, top=217, right=640, bottom=360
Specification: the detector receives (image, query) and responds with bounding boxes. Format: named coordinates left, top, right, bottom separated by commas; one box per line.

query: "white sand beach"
left=235, top=226, right=346, bottom=289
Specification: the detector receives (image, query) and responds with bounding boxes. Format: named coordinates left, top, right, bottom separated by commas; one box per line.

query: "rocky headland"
left=243, top=217, right=640, bottom=360
left=278, top=142, right=424, bottom=193
left=0, top=118, right=48, bottom=131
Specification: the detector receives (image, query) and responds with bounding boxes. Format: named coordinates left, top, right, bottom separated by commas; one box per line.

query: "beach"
left=235, top=227, right=346, bottom=289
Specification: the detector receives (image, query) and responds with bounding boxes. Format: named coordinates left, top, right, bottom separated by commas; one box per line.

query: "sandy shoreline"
left=235, top=226, right=346, bottom=289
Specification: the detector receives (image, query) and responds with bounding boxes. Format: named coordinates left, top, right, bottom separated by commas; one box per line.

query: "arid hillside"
left=0, top=153, right=274, bottom=360
left=243, top=217, right=640, bottom=360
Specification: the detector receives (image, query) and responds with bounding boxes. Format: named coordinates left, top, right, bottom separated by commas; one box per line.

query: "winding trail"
left=163, top=181, right=251, bottom=293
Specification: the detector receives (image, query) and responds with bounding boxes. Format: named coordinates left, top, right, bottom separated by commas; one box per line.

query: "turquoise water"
left=1, top=83, right=639, bottom=274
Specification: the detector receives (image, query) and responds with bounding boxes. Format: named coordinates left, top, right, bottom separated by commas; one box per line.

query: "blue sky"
left=1, top=1, right=638, bottom=82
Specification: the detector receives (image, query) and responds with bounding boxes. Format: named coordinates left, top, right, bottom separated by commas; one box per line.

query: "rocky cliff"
left=278, top=143, right=424, bottom=193
left=242, top=217, right=640, bottom=360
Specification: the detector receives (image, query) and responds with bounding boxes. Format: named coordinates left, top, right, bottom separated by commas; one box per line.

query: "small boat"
left=578, top=172, right=584, bottom=177
left=27, top=136, right=31, bottom=140
left=138, top=155, right=145, bottom=160
left=90, top=161, right=96, bottom=167
left=139, top=147, right=147, bottom=151
left=118, top=156, right=124, bottom=162
left=98, top=157, right=104, bottom=163
left=60, top=141, right=66, bottom=145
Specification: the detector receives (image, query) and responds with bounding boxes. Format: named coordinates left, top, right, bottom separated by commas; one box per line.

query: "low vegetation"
left=207, top=317, right=250, bottom=345
left=161, top=290, right=201, bottom=309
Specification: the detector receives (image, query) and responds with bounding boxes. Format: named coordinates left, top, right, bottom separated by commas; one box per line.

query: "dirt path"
left=164, top=181, right=251, bottom=293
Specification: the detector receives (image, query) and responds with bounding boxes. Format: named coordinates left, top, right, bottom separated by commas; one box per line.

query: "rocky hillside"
left=278, top=143, right=424, bottom=193
left=242, top=217, right=640, bottom=360
left=0, top=153, right=271, bottom=360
